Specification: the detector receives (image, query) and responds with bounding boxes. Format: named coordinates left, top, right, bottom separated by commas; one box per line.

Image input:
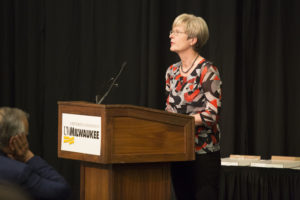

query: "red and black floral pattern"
left=165, top=59, right=222, bottom=154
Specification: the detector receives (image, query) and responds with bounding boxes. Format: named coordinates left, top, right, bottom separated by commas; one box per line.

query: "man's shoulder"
left=0, top=155, right=27, bottom=170
left=0, top=155, right=28, bottom=182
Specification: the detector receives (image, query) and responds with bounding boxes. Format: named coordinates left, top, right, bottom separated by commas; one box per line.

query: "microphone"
left=95, top=61, right=127, bottom=104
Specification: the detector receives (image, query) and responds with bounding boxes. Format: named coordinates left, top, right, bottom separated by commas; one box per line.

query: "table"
left=220, top=166, right=300, bottom=200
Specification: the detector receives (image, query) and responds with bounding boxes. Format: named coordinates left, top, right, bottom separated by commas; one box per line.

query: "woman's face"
left=169, top=24, right=193, bottom=53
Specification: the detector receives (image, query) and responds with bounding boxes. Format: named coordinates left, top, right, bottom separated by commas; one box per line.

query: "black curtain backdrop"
left=1, top=0, right=300, bottom=199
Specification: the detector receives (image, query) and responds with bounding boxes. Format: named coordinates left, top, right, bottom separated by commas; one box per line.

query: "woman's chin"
left=170, top=47, right=176, bottom=52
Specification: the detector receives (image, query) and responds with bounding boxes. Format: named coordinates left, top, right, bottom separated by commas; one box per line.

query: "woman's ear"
left=189, top=37, right=198, bottom=46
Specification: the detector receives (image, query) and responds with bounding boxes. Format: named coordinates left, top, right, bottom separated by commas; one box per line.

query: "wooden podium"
left=57, top=101, right=195, bottom=200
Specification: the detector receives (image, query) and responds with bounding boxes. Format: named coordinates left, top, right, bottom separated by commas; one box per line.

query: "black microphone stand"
left=96, top=61, right=127, bottom=104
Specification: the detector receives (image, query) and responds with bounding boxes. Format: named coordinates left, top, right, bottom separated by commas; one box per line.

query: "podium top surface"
left=57, top=101, right=193, bottom=119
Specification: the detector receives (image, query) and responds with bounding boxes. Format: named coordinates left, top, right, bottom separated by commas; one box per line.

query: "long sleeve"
left=198, top=65, right=222, bottom=128
left=165, top=65, right=174, bottom=112
left=22, top=156, right=71, bottom=200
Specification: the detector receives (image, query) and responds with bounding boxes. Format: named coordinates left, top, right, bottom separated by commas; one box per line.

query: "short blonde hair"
left=173, top=13, right=209, bottom=52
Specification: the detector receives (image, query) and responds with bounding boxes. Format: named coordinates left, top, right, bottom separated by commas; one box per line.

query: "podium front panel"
left=58, top=102, right=195, bottom=164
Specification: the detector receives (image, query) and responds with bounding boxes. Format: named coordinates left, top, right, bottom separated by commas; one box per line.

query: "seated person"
left=0, top=107, right=71, bottom=200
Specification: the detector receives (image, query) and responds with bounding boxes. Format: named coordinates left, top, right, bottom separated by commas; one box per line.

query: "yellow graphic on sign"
left=64, top=136, right=74, bottom=144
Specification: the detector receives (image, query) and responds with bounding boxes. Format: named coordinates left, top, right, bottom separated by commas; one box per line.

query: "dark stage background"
left=1, top=0, right=300, bottom=199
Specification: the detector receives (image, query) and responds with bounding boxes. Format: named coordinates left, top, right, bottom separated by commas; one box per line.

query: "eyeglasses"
left=169, top=30, right=186, bottom=36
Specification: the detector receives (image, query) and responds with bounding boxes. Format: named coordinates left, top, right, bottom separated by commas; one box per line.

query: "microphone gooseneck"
left=96, top=61, right=127, bottom=104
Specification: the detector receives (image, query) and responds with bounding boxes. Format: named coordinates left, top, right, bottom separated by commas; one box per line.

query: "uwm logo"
left=64, top=136, right=74, bottom=144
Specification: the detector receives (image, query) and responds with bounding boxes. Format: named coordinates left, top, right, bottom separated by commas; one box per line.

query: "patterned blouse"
left=165, top=59, right=222, bottom=154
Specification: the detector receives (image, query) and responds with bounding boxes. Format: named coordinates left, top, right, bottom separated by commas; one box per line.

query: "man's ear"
left=8, top=136, right=15, bottom=152
left=1, top=137, right=15, bottom=156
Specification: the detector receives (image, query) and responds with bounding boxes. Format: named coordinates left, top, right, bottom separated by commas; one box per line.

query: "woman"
left=165, top=13, right=222, bottom=200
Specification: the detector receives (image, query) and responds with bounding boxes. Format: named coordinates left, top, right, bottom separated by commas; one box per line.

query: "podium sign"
left=61, top=113, right=101, bottom=156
